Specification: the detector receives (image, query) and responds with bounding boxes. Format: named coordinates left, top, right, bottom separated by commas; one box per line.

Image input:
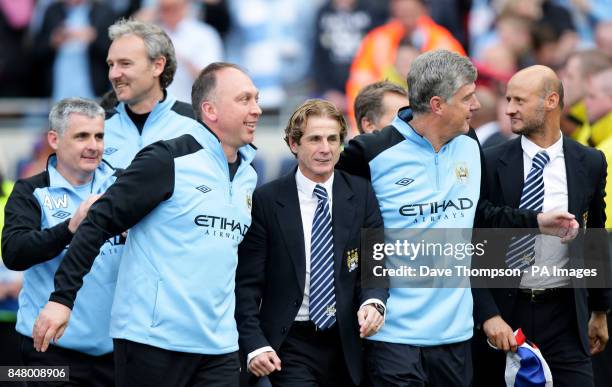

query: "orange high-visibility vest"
left=346, top=17, right=466, bottom=133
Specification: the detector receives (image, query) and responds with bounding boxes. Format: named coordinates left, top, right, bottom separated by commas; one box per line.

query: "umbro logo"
left=395, top=178, right=414, bottom=186
left=196, top=185, right=211, bottom=194
left=104, top=147, right=118, bottom=155
left=52, top=210, right=71, bottom=219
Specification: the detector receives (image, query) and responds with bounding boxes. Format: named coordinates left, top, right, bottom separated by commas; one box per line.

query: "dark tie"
left=309, top=185, right=336, bottom=329
left=506, top=151, right=551, bottom=270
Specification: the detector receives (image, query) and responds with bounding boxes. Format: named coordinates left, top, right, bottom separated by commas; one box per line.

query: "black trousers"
left=592, top=313, right=612, bottom=387
left=0, top=321, right=21, bottom=366
left=364, top=339, right=472, bottom=387
left=473, top=289, right=593, bottom=387
left=113, top=338, right=240, bottom=387
left=267, top=321, right=353, bottom=387
left=19, top=334, right=113, bottom=387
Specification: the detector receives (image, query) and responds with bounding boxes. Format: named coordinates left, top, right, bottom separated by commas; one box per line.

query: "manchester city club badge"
left=246, top=191, right=252, bottom=210
left=346, top=248, right=359, bottom=272
left=326, top=305, right=336, bottom=317
left=455, top=162, right=469, bottom=184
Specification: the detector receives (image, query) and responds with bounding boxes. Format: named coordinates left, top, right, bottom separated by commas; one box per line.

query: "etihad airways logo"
left=194, top=214, right=249, bottom=241
left=99, top=234, right=126, bottom=256
left=399, top=198, right=474, bottom=224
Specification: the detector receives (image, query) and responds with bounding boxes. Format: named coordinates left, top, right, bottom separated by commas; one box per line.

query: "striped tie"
left=505, top=151, right=550, bottom=270
left=309, top=185, right=336, bottom=329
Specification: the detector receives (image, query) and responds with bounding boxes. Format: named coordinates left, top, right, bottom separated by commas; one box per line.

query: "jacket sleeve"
left=358, top=180, right=388, bottom=305
left=472, top=288, right=502, bottom=327
left=337, top=135, right=372, bottom=180
left=471, top=129, right=539, bottom=228
left=235, top=188, right=273, bottom=354
left=49, top=142, right=175, bottom=309
left=586, top=150, right=610, bottom=312
left=1, top=180, right=73, bottom=271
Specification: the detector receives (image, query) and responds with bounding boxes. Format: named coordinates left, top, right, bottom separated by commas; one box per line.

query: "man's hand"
left=68, top=194, right=101, bottom=233
left=588, top=311, right=608, bottom=355
left=537, top=211, right=579, bottom=243
left=32, top=301, right=71, bottom=352
left=358, top=304, right=384, bottom=338
left=483, top=315, right=517, bottom=352
left=248, top=351, right=281, bottom=377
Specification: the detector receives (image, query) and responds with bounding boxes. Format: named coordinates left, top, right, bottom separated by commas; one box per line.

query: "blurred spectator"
left=472, top=86, right=510, bottom=148
left=157, top=0, right=223, bottom=102
left=31, top=0, right=115, bottom=100
left=468, top=0, right=496, bottom=54
left=474, top=44, right=517, bottom=88
left=554, top=0, right=612, bottom=44
left=313, top=0, right=381, bottom=112
left=226, top=0, right=324, bottom=110
left=346, top=0, right=465, bottom=132
left=595, top=21, right=612, bottom=58
left=472, top=0, right=579, bottom=69
left=0, top=0, right=35, bottom=97
left=539, top=0, right=579, bottom=65
left=427, top=0, right=471, bottom=49
left=28, top=0, right=56, bottom=36
left=354, top=81, right=407, bottom=134
left=531, top=21, right=563, bottom=68
left=0, top=172, right=21, bottom=367
left=17, top=133, right=54, bottom=179
left=472, top=12, right=533, bottom=68
left=381, top=36, right=420, bottom=89
left=108, top=0, right=144, bottom=19
left=584, top=68, right=612, bottom=149
left=197, top=0, right=231, bottom=38
left=559, top=49, right=612, bottom=143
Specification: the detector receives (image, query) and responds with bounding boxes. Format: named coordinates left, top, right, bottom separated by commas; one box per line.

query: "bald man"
left=473, top=65, right=610, bottom=387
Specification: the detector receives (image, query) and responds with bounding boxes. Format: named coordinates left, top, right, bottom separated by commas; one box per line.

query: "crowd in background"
left=0, top=0, right=610, bottom=107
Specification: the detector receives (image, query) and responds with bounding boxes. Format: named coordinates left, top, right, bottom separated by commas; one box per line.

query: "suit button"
left=294, top=300, right=300, bottom=307
left=281, top=327, right=287, bottom=334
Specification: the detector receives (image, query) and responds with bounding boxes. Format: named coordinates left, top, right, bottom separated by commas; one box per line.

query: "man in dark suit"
left=473, top=65, right=610, bottom=387
left=235, top=99, right=387, bottom=386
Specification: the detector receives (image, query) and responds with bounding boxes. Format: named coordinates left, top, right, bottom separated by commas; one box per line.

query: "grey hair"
left=49, top=98, right=105, bottom=136
left=109, top=19, right=176, bottom=89
left=408, top=50, right=477, bottom=115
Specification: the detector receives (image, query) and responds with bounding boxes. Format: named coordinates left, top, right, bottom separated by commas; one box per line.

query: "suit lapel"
left=275, top=171, right=307, bottom=293
left=498, top=137, right=525, bottom=207
left=563, top=139, right=586, bottom=219
left=332, top=171, right=356, bottom=280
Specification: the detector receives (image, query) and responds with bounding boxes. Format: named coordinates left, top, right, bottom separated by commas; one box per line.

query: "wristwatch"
left=371, top=303, right=385, bottom=316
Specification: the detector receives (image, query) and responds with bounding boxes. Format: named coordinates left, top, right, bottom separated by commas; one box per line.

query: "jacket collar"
left=115, top=90, right=177, bottom=128
left=192, top=120, right=258, bottom=167
left=45, top=154, right=116, bottom=193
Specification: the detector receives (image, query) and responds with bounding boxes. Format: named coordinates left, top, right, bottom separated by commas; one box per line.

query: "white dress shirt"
left=294, top=167, right=335, bottom=320
left=519, top=133, right=570, bottom=288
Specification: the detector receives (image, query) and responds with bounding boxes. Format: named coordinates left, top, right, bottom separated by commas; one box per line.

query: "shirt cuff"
left=247, top=346, right=275, bottom=368
left=360, top=298, right=386, bottom=321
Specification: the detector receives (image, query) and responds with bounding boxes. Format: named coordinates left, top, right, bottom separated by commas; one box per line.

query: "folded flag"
left=505, top=328, right=553, bottom=387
